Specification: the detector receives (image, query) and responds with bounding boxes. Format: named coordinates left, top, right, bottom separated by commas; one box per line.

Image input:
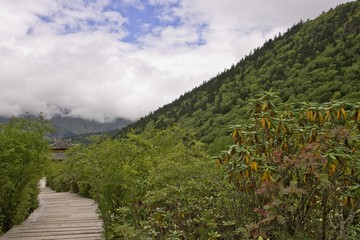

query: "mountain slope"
left=115, top=1, right=360, bottom=146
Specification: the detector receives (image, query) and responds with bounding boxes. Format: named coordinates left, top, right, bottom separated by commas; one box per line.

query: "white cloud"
left=0, top=0, right=353, bottom=121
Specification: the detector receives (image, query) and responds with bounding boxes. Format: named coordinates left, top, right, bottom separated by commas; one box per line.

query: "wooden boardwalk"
left=0, top=187, right=103, bottom=240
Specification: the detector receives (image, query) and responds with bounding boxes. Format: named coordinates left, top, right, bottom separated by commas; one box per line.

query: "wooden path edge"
left=0, top=187, right=103, bottom=240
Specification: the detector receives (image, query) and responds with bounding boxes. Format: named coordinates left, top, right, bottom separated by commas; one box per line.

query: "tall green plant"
left=217, top=92, right=360, bottom=239
left=0, top=117, right=51, bottom=234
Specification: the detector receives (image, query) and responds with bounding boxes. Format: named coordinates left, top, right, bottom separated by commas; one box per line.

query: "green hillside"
left=116, top=1, right=359, bottom=147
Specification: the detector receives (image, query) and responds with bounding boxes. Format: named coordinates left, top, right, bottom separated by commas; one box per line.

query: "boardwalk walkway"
left=0, top=187, right=103, bottom=240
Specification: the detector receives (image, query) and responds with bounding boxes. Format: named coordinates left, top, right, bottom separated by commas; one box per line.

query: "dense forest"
left=1, top=1, right=360, bottom=239
left=116, top=1, right=360, bottom=152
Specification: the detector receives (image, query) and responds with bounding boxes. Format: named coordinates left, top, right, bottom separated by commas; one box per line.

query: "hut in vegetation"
left=50, top=138, right=73, bottom=161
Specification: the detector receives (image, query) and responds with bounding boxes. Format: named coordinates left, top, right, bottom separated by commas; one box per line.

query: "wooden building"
left=50, top=138, right=73, bottom=160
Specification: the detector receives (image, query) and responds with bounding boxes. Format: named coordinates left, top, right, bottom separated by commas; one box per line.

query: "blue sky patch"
left=121, top=4, right=161, bottom=42
left=34, top=0, right=205, bottom=45
left=37, top=14, right=54, bottom=23
left=113, top=2, right=182, bottom=43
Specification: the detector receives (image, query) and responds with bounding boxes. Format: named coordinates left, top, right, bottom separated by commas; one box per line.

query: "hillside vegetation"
left=47, top=95, right=360, bottom=239
left=116, top=1, right=359, bottom=150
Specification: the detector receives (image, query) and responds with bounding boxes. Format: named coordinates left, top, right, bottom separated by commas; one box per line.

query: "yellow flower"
left=250, top=161, right=258, bottom=171
left=261, top=171, right=271, bottom=182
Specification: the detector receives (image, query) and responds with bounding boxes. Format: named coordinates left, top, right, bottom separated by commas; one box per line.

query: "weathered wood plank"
left=0, top=188, right=103, bottom=240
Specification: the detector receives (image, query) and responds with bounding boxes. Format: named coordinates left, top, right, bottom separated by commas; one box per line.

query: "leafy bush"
left=217, top=92, right=360, bottom=239
left=47, top=127, right=242, bottom=239
left=0, top=117, right=51, bottom=234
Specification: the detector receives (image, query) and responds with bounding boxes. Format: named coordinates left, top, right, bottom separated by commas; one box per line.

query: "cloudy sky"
left=0, top=0, right=352, bottom=122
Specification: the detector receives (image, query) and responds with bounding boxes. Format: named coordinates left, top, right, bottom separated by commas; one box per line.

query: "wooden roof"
left=50, top=138, right=73, bottom=150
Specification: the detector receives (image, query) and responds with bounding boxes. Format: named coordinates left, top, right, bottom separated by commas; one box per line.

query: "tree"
left=0, top=117, right=51, bottom=234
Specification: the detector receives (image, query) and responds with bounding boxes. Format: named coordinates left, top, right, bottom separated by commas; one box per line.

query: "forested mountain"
left=115, top=1, right=359, bottom=147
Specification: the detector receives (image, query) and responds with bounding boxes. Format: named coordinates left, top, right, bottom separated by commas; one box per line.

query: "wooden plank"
left=0, top=188, right=103, bottom=240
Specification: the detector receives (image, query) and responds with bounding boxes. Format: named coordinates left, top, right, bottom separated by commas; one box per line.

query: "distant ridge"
left=50, top=115, right=132, bottom=138
left=0, top=115, right=132, bottom=139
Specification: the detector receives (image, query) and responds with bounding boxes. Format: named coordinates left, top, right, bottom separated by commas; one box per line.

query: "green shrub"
left=217, top=92, right=360, bottom=239
left=0, top=117, right=51, bottom=233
